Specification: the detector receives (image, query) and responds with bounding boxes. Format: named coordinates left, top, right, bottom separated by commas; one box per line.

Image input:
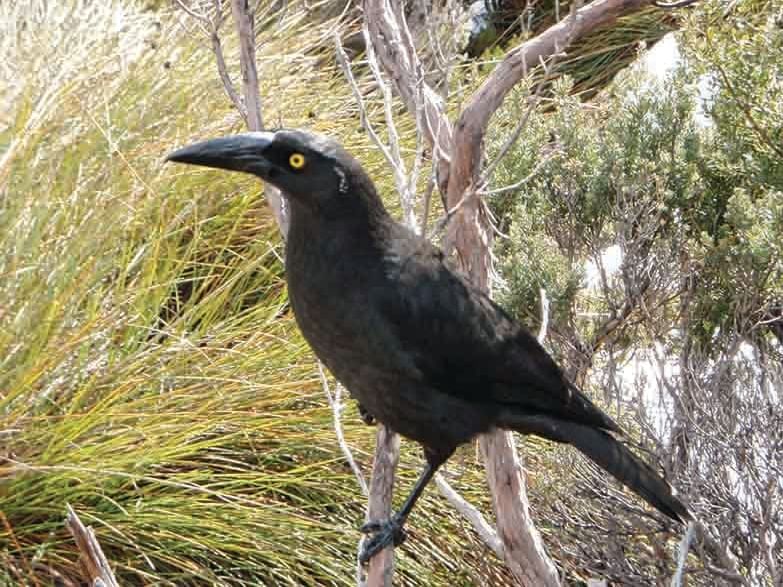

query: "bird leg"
left=359, top=460, right=439, bottom=564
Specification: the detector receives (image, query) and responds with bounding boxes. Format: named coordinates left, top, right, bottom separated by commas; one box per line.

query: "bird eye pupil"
left=289, top=153, right=305, bottom=169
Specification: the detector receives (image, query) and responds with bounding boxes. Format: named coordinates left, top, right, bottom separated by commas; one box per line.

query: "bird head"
left=167, top=129, right=371, bottom=212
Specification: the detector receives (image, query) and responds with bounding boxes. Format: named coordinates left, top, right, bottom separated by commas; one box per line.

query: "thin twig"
left=431, top=189, right=472, bottom=238
left=173, top=0, right=245, bottom=119
left=317, top=362, right=368, bottom=497
left=361, top=22, right=416, bottom=225
left=537, top=288, right=550, bottom=344
left=671, top=521, right=695, bottom=587
left=434, top=150, right=556, bottom=236
left=478, top=150, right=559, bottom=196
left=408, top=76, right=428, bottom=234
left=480, top=54, right=556, bottom=186
left=333, top=33, right=396, bottom=184
left=420, top=166, right=437, bottom=238
left=211, top=30, right=245, bottom=119
left=654, top=0, right=700, bottom=8
left=173, top=0, right=210, bottom=26
left=434, top=474, right=504, bottom=558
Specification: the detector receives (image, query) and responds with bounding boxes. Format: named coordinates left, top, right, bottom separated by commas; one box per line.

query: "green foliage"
left=493, top=17, right=782, bottom=351
left=490, top=71, right=701, bottom=340
left=678, top=0, right=783, bottom=347
left=490, top=4, right=782, bottom=581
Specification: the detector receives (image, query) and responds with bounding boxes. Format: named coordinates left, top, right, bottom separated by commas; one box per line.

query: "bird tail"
left=502, top=413, right=692, bottom=523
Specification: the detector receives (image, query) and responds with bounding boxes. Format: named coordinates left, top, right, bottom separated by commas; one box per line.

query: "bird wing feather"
left=376, top=233, right=619, bottom=433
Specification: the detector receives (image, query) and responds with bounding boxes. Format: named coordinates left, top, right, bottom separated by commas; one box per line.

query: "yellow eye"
left=289, top=153, right=306, bottom=169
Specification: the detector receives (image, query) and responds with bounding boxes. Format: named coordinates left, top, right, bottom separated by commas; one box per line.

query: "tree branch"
left=230, top=0, right=262, bottom=131
left=66, top=505, right=119, bottom=587
left=434, top=473, right=504, bottom=558
left=361, top=0, right=452, bottom=194
left=358, top=426, right=400, bottom=587
left=653, top=0, right=699, bottom=9
left=176, top=0, right=288, bottom=234
left=447, top=0, right=649, bottom=285
left=228, top=0, right=288, bottom=233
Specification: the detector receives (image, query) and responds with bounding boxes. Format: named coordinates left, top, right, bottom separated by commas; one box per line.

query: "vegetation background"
left=1, top=0, right=780, bottom=585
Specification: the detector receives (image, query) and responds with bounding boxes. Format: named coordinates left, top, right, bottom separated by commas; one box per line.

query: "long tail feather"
left=503, top=413, right=691, bottom=522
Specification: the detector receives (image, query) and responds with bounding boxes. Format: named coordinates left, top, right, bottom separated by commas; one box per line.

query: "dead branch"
left=358, top=426, right=400, bottom=587
left=480, top=431, right=560, bottom=584
left=671, top=521, right=695, bottom=587
left=65, top=505, right=119, bottom=587
left=653, top=0, right=699, bottom=8
left=447, top=0, right=650, bottom=285
left=230, top=0, right=262, bottom=131
left=361, top=0, right=452, bottom=193
left=434, top=473, right=504, bottom=558
left=478, top=150, right=560, bottom=197
left=175, top=0, right=288, bottom=233
left=229, top=0, right=288, bottom=233
left=318, top=362, right=368, bottom=497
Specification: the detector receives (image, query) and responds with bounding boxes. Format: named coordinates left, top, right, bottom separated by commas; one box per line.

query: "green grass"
left=0, top=1, right=520, bottom=584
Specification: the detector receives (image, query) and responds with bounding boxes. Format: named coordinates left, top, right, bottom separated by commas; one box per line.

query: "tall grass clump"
left=0, top=1, right=510, bottom=584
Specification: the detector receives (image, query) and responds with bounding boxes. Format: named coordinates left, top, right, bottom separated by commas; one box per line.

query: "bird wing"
left=377, top=234, right=619, bottom=433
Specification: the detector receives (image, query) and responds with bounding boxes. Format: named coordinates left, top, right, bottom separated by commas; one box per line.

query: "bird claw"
left=359, top=516, right=407, bottom=563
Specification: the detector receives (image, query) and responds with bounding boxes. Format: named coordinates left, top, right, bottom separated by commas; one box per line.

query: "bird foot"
left=358, top=516, right=407, bottom=563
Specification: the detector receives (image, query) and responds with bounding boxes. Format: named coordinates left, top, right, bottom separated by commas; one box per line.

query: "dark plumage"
left=167, top=129, right=691, bottom=562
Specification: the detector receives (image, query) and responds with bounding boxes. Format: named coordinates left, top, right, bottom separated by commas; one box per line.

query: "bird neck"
left=285, top=197, right=390, bottom=263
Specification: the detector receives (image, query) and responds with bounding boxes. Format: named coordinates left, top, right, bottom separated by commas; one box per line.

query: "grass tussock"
left=0, top=1, right=515, bottom=585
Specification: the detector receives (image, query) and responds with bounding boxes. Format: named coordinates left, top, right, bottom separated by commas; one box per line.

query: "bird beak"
left=166, top=132, right=275, bottom=178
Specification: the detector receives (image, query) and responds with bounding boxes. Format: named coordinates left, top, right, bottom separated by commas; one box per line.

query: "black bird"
left=167, top=130, right=691, bottom=562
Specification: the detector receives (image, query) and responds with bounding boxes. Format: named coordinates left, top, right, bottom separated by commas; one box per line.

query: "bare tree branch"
left=478, top=150, right=560, bottom=197
left=230, top=0, right=288, bottom=232
left=229, top=1, right=259, bottom=126
left=358, top=426, right=400, bottom=587
left=361, top=0, right=452, bottom=193
left=210, top=30, right=245, bottom=118
left=538, top=288, right=550, bottom=344
left=446, top=0, right=649, bottom=285
left=434, top=473, right=504, bottom=558
left=480, top=432, right=560, bottom=584
left=333, top=33, right=397, bottom=175
left=479, top=55, right=555, bottom=186
left=671, top=521, right=695, bottom=587
left=361, top=23, right=416, bottom=227
left=173, top=0, right=210, bottom=28
left=654, top=0, right=699, bottom=9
